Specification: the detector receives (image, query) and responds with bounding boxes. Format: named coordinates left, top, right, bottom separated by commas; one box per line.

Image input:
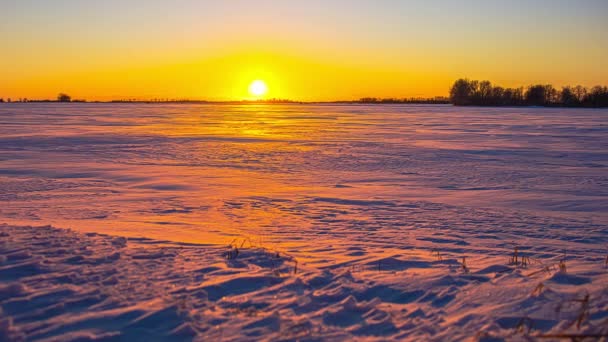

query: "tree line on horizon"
left=2, top=83, right=608, bottom=107
left=356, top=97, right=449, bottom=104
left=0, top=93, right=84, bottom=103
left=450, top=79, right=608, bottom=107
left=0, top=94, right=301, bottom=104
left=0, top=95, right=450, bottom=104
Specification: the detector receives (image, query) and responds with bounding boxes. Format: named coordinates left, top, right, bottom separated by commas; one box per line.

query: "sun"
left=248, top=80, right=268, bottom=97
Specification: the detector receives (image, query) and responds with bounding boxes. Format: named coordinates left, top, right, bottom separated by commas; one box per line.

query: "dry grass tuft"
left=431, top=248, right=443, bottom=261
left=225, top=238, right=242, bottom=260
left=509, top=246, right=531, bottom=267
left=509, top=247, right=520, bottom=265
left=461, top=256, right=469, bottom=273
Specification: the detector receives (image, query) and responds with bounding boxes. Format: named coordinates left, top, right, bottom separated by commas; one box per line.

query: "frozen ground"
left=0, top=103, right=607, bottom=340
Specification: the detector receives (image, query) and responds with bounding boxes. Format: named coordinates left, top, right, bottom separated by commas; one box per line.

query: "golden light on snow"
left=248, top=80, right=268, bottom=97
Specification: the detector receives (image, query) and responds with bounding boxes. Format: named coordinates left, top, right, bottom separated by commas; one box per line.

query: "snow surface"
left=0, top=103, right=607, bottom=341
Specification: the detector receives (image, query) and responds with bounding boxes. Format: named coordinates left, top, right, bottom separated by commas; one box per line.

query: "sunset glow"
left=1, top=1, right=607, bottom=101
left=2, top=1, right=608, bottom=340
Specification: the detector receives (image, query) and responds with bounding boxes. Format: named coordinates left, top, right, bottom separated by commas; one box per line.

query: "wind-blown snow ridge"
left=1, top=224, right=607, bottom=341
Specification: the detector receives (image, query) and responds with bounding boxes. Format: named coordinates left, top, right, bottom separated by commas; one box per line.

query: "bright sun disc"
left=248, top=80, right=268, bottom=97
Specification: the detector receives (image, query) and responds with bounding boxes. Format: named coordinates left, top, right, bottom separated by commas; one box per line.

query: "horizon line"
left=0, top=97, right=451, bottom=104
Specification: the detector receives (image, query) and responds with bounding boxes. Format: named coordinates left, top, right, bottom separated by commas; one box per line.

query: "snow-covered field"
left=1, top=103, right=607, bottom=341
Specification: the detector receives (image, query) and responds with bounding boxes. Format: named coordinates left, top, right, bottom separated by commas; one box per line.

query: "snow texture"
left=0, top=103, right=607, bottom=341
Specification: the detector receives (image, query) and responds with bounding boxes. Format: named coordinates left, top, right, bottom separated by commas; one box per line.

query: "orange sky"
left=1, top=1, right=607, bottom=101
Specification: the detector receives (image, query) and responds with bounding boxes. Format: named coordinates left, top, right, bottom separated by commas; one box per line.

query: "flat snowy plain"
left=0, top=103, right=607, bottom=341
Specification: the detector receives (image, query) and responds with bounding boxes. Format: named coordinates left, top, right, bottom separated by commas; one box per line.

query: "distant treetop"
left=57, top=93, right=71, bottom=102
